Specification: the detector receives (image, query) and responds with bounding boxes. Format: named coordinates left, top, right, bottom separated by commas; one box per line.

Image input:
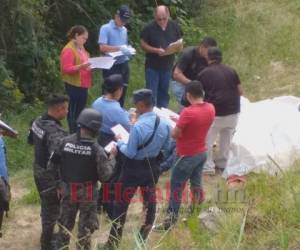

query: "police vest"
left=30, top=116, right=67, bottom=169
left=60, top=135, right=98, bottom=183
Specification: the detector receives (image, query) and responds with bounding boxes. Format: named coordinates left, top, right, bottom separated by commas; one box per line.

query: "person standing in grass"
left=198, top=47, right=242, bottom=175
left=28, top=94, right=69, bottom=250
left=140, top=5, right=182, bottom=108
left=92, top=74, right=131, bottom=147
left=49, top=108, right=116, bottom=250
left=60, top=25, right=92, bottom=133
left=101, top=89, right=171, bottom=249
left=155, top=81, right=215, bottom=230
left=0, top=125, right=17, bottom=238
left=98, top=5, right=132, bottom=107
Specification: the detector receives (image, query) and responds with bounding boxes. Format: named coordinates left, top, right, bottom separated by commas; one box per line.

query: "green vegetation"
left=2, top=0, right=300, bottom=249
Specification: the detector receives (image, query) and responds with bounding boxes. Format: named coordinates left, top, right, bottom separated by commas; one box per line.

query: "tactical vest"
left=30, top=116, right=67, bottom=169
left=60, top=41, right=82, bottom=87
left=60, top=134, right=98, bottom=183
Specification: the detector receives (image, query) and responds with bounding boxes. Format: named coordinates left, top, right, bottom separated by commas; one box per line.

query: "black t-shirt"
left=140, top=20, right=182, bottom=70
left=175, top=46, right=207, bottom=80
left=197, top=63, right=241, bottom=116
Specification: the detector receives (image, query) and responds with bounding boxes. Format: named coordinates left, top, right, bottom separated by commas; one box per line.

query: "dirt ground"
left=0, top=173, right=223, bottom=250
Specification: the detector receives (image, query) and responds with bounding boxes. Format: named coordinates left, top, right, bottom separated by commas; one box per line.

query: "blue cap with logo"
left=117, top=5, right=131, bottom=22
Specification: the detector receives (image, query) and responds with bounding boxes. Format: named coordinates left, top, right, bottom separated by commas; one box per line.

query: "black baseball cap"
left=117, top=5, right=131, bottom=22
left=103, top=74, right=123, bottom=93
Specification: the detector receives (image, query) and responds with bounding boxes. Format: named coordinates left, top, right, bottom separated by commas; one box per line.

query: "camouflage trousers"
left=34, top=164, right=60, bottom=250
left=56, top=182, right=99, bottom=250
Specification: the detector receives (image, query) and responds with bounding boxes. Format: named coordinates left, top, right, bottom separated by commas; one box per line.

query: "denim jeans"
left=145, top=67, right=171, bottom=108
left=167, top=152, right=207, bottom=217
left=171, top=80, right=185, bottom=111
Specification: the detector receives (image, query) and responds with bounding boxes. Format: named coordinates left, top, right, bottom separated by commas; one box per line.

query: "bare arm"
left=99, top=44, right=120, bottom=53
left=173, top=66, right=191, bottom=85
left=171, top=126, right=182, bottom=139
left=140, top=39, right=165, bottom=55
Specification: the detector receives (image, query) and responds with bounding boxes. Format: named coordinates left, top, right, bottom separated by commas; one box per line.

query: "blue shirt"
left=0, top=137, right=8, bottom=181
left=118, top=112, right=171, bottom=160
left=98, top=20, right=129, bottom=64
left=92, top=96, right=131, bottom=135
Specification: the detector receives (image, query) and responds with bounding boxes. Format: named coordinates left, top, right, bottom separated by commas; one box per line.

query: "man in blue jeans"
left=98, top=5, right=132, bottom=107
left=154, top=81, right=215, bottom=230
left=140, top=5, right=182, bottom=108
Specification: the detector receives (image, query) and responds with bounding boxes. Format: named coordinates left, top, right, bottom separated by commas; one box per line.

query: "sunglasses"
left=157, top=17, right=168, bottom=21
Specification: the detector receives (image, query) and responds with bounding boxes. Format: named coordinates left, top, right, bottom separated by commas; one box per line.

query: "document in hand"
left=107, top=46, right=136, bottom=58
left=104, top=141, right=117, bottom=153
left=153, top=107, right=177, bottom=128
left=88, top=57, right=116, bottom=69
left=0, top=119, right=18, bottom=136
left=111, top=124, right=129, bottom=143
left=161, top=38, right=183, bottom=56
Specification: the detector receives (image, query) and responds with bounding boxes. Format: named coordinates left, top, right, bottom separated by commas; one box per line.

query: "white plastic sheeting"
left=223, top=96, right=300, bottom=178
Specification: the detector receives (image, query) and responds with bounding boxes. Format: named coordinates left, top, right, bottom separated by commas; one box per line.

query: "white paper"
left=88, top=57, right=116, bottom=69
left=104, top=141, right=117, bottom=153
left=153, top=107, right=177, bottom=128
left=161, top=38, right=183, bottom=56
left=111, top=124, right=129, bottom=143
left=107, top=46, right=136, bottom=58
left=161, top=107, right=179, bottom=119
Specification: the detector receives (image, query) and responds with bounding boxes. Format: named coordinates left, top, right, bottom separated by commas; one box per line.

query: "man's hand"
left=0, top=130, right=18, bottom=138
left=156, top=48, right=166, bottom=56
left=109, top=144, right=118, bottom=158
left=57, top=188, right=63, bottom=201
left=120, top=46, right=132, bottom=56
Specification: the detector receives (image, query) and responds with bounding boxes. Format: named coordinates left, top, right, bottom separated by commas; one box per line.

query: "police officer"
left=102, top=89, right=171, bottom=249
left=28, top=94, right=69, bottom=250
left=49, top=108, right=116, bottom=250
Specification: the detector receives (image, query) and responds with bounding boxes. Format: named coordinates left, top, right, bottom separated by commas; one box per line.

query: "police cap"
left=103, top=74, right=123, bottom=93
left=132, top=89, right=154, bottom=105
left=77, top=108, right=102, bottom=133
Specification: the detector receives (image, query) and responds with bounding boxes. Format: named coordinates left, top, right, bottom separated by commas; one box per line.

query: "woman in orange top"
left=60, top=25, right=92, bottom=133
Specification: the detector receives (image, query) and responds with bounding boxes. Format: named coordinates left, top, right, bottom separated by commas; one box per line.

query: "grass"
left=3, top=0, right=300, bottom=248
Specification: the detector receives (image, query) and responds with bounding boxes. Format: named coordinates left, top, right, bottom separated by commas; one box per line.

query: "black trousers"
left=102, top=61, right=129, bottom=107
left=64, top=83, right=88, bottom=133
left=107, top=156, right=160, bottom=248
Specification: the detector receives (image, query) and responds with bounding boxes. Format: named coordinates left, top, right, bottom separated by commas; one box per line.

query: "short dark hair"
left=46, top=94, right=69, bottom=109
left=186, top=81, right=205, bottom=98
left=66, top=25, right=88, bottom=40
left=132, top=89, right=154, bottom=107
left=199, top=37, right=217, bottom=48
left=208, top=47, right=222, bottom=63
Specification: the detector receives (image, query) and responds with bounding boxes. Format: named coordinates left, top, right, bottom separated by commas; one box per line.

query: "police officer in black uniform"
left=28, top=94, right=69, bottom=250
left=49, top=108, right=117, bottom=250
left=101, top=89, right=171, bottom=249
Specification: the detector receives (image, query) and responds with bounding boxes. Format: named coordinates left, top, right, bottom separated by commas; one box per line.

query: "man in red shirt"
left=155, top=80, right=215, bottom=230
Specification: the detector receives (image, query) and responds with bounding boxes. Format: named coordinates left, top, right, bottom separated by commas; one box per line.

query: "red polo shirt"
left=176, top=102, right=215, bottom=156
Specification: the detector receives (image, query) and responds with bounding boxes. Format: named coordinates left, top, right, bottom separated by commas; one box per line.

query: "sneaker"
left=202, top=168, right=216, bottom=175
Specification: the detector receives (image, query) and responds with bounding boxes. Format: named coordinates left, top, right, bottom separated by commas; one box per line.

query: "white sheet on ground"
left=223, top=96, right=300, bottom=178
